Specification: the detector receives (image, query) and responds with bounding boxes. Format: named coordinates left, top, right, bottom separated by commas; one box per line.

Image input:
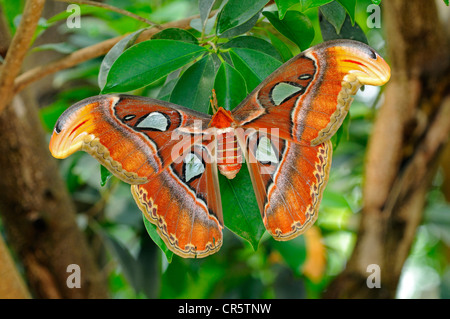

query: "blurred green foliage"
left=2, top=0, right=448, bottom=299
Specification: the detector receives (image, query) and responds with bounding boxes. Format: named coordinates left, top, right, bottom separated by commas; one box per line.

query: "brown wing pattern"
left=131, top=139, right=223, bottom=258
left=237, top=130, right=332, bottom=240
left=50, top=94, right=211, bottom=184
left=232, top=40, right=390, bottom=146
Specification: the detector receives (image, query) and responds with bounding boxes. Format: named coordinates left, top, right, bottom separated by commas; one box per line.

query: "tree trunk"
left=0, top=234, right=31, bottom=298
left=0, top=1, right=109, bottom=298
left=324, top=0, right=450, bottom=298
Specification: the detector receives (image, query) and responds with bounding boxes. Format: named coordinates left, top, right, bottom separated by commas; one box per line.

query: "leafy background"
left=1, top=0, right=449, bottom=299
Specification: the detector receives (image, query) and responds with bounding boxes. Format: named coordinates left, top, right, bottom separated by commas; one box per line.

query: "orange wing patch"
left=131, top=142, right=223, bottom=258
left=242, top=129, right=332, bottom=240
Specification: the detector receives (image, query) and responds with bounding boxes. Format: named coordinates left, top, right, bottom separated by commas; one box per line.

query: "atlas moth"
left=50, top=40, right=390, bottom=258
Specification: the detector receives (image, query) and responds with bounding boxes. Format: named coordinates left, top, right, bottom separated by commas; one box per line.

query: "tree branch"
left=0, top=0, right=46, bottom=114
left=13, top=12, right=205, bottom=96
left=324, top=0, right=450, bottom=298
left=0, top=234, right=31, bottom=298
left=54, top=0, right=162, bottom=28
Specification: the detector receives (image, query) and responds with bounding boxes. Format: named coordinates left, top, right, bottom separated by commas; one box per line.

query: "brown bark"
left=324, top=0, right=450, bottom=298
left=0, top=0, right=46, bottom=113
left=13, top=11, right=208, bottom=98
left=0, top=234, right=31, bottom=299
left=0, top=1, right=109, bottom=298
left=0, top=94, right=109, bottom=298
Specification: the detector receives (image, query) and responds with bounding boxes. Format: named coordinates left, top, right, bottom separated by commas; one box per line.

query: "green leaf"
left=271, top=236, right=307, bottom=275
left=220, top=169, right=265, bottom=250
left=151, top=28, right=198, bottom=44
left=221, top=36, right=282, bottom=61
left=229, top=48, right=282, bottom=92
left=219, top=11, right=260, bottom=39
left=319, top=1, right=346, bottom=34
left=273, top=0, right=297, bottom=19
left=0, top=0, right=24, bottom=34
left=103, top=40, right=207, bottom=93
left=199, top=0, right=216, bottom=28
left=320, top=13, right=368, bottom=44
left=170, top=54, right=216, bottom=113
left=100, top=165, right=112, bottom=186
left=216, top=0, right=269, bottom=35
left=142, top=214, right=173, bottom=263
left=263, top=11, right=315, bottom=51
left=266, top=31, right=294, bottom=62
left=372, top=0, right=382, bottom=5
left=156, top=70, right=181, bottom=101
left=337, top=0, right=356, bottom=24
left=274, top=0, right=333, bottom=19
left=321, top=188, right=352, bottom=210
left=136, top=235, right=160, bottom=298
left=98, top=28, right=146, bottom=91
left=97, top=228, right=142, bottom=292
left=214, top=61, right=247, bottom=110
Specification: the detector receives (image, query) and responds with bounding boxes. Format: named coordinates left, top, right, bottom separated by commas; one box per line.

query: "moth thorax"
left=217, top=131, right=242, bottom=179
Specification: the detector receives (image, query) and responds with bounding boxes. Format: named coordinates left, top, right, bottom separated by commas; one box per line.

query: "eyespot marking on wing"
left=183, top=152, right=205, bottom=183
left=256, top=136, right=278, bottom=164
left=136, top=112, right=170, bottom=131
left=270, top=82, right=305, bottom=106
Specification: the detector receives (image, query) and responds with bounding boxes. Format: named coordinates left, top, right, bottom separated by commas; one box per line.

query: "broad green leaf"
left=192, top=0, right=226, bottom=35
left=337, top=0, right=356, bottom=24
left=319, top=1, right=346, bottom=34
left=220, top=169, right=265, bottom=250
left=229, top=48, right=282, bottom=92
left=214, top=61, right=247, bottom=110
left=98, top=28, right=146, bottom=90
left=142, top=214, right=173, bottom=263
left=271, top=236, right=307, bottom=275
left=160, top=256, right=189, bottom=298
left=216, top=0, right=269, bottom=35
left=103, top=40, right=207, bottom=93
left=221, top=36, right=282, bottom=61
left=273, top=0, right=297, bottom=19
left=267, top=31, right=294, bottom=62
left=136, top=235, right=160, bottom=298
left=151, top=28, right=198, bottom=44
left=97, top=228, right=141, bottom=292
left=156, top=70, right=181, bottom=101
left=321, top=188, right=352, bottom=211
left=320, top=13, right=368, bottom=44
left=219, top=11, right=260, bottom=39
left=263, top=11, right=315, bottom=51
left=170, top=54, right=216, bottom=113
left=199, top=0, right=216, bottom=29
left=190, top=15, right=216, bottom=35
left=444, top=0, right=449, bottom=5
left=0, top=0, right=24, bottom=33
left=274, top=0, right=333, bottom=19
